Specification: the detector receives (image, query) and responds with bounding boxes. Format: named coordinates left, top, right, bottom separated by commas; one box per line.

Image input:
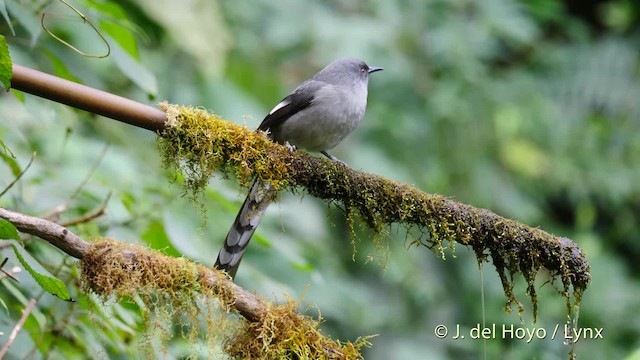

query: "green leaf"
left=0, top=34, right=12, bottom=90
left=2, top=279, right=46, bottom=328
left=141, top=220, right=180, bottom=257
left=0, top=142, right=20, bottom=177
left=120, top=191, right=137, bottom=214
left=0, top=297, right=8, bottom=315
left=10, top=87, right=24, bottom=101
left=42, top=49, right=82, bottom=83
left=0, top=138, right=14, bottom=156
left=4, top=0, right=41, bottom=45
left=0, top=219, right=19, bottom=240
left=99, top=19, right=139, bottom=59
left=87, top=0, right=140, bottom=58
left=109, top=39, right=157, bottom=96
left=0, top=0, right=15, bottom=35
left=8, top=242, right=73, bottom=301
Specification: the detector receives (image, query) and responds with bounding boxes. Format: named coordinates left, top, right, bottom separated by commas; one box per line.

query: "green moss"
left=291, top=154, right=590, bottom=324
left=157, top=103, right=590, bottom=327
left=80, top=239, right=370, bottom=359
left=226, top=297, right=372, bottom=359
left=158, top=103, right=293, bottom=199
left=80, top=239, right=231, bottom=358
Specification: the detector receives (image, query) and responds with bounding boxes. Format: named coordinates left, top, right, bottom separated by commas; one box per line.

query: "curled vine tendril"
left=41, top=0, right=110, bottom=58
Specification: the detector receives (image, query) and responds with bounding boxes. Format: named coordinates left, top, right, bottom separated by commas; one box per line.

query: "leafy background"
left=1, top=0, right=639, bottom=358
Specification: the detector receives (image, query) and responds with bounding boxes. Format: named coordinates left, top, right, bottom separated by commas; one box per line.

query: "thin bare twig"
left=43, top=143, right=111, bottom=222
left=0, top=266, right=22, bottom=282
left=0, top=152, right=36, bottom=198
left=41, top=0, right=110, bottom=58
left=70, top=144, right=110, bottom=204
left=0, top=298, right=37, bottom=358
left=60, top=192, right=112, bottom=227
left=0, top=258, right=21, bottom=282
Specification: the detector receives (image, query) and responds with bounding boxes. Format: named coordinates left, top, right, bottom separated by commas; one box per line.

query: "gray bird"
left=214, top=58, right=383, bottom=279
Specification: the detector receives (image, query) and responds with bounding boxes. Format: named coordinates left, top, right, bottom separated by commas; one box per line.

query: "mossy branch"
left=0, top=207, right=264, bottom=320
left=0, top=207, right=370, bottom=359
left=7, top=61, right=591, bottom=354
left=158, top=103, right=590, bottom=322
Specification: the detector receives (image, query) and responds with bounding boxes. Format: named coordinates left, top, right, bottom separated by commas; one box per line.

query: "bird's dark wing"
left=258, top=80, right=325, bottom=132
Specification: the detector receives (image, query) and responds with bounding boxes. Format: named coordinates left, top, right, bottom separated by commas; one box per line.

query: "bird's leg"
left=321, top=151, right=347, bottom=165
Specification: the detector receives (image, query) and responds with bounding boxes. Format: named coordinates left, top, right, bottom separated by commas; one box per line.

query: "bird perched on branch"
left=214, top=58, right=383, bottom=279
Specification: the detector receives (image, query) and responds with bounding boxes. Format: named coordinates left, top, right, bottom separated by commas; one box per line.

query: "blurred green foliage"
left=1, top=0, right=639, bottom=358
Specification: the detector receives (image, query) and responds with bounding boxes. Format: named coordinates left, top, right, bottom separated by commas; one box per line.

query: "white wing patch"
left=269, top=99, right=290, bottom=115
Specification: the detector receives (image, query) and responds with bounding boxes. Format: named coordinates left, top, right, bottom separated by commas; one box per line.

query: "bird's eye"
left=360, top=68, right=367, bottom=75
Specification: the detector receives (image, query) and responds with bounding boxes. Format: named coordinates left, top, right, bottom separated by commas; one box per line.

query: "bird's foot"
left=321, top=151, right=347, bottom=166
left=285, top=141, right=297, bottom=153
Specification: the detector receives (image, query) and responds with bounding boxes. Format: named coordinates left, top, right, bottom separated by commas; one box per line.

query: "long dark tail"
left=214, top=180, right=275, bottom=279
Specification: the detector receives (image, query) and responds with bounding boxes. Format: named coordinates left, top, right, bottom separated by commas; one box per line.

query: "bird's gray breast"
left=271, top=83, right=367, bottom=152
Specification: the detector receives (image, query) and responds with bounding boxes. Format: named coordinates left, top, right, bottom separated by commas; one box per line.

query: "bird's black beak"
left=368, top=66, right=384, bottom=74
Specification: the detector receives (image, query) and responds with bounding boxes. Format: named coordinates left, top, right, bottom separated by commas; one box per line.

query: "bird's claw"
left=321, top=151, right=347, bottom=166
left=285, top=141, right=297, bottom=153
left=333, top=158, right=347, bottom=166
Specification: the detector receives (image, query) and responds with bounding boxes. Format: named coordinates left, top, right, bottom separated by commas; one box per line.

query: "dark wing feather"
left=258, top=80, right=325, bottom=132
